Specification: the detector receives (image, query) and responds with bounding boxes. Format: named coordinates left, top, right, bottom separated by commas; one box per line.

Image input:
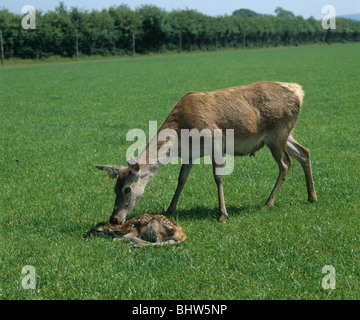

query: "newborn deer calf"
left=83, top=214, right=186, bottom=247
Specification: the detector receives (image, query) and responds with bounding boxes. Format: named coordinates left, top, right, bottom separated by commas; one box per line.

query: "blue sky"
left=2, top=0, right=360, bottom=19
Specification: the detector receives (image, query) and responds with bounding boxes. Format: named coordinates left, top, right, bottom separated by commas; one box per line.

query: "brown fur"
left=84, top=214, right=186, bottom=247
left=158, top=81, right=301, bottom=139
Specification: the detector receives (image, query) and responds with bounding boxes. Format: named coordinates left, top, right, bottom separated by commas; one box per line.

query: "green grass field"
left=0, top=43, right=359, bottom=300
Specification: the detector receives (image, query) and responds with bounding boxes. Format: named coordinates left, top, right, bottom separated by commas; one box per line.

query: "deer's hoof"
left=262, top=203, right=273, bottom=210
left=218, top=214, right=228, bottom=223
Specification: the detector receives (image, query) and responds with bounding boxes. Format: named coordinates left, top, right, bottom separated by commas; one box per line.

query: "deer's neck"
left=136, top=128, right=178, bottom=184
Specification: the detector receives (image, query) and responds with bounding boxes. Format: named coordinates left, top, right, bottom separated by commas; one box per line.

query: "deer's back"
left=162, top=81, right=303, bottom=139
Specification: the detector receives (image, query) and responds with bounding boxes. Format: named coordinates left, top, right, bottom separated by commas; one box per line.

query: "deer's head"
left=96, top=159, right=145, bottom=224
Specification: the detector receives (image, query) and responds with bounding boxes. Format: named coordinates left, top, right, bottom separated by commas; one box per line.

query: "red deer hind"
left=96, top=81, right=317, bottom=223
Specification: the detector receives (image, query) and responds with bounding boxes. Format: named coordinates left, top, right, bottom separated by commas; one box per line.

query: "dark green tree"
left=232, top=9, right=261, bottom=18
left=275, top=7, right=295, bottom=18
left=0, top=3, right=359, bottom=60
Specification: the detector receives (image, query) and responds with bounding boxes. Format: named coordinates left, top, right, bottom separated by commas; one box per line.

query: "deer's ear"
left=127, top=157, right=140, bottom=175
left=95, top=165, right=124, bottom=179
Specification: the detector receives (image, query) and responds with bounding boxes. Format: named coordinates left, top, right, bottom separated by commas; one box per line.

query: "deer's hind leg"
left=131, top=221, right=182, bottom=247
left=212, top=159, right=229, bottom=222
left=114, top=221, right=164, bottom=247
left=286, top=134, right=317, bottom=202
left=263, top=133, right=292, bottom=208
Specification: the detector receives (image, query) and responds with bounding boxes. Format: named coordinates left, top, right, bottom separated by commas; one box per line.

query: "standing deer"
left=83, top=214, right=186, bottom=247
left=96, top=81, right=317, bottom=224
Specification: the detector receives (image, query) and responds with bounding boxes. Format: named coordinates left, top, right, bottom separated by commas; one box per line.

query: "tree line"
left=0, top=2, right=359, bottom=59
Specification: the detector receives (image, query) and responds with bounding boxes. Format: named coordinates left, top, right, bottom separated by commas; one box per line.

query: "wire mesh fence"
left=1, top=5, right=359, bottom=63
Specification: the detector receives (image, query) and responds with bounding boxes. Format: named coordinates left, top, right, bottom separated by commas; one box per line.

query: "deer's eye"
left=124, top=187, right=131, bottom=194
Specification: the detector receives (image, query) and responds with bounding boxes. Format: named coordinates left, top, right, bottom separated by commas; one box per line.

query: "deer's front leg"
left=113, top=231, right=139, bottom=242
left=114, top=233, right=153, bottom=248
left=165, top=163, right=194, bottom=215
left=212, top=161, right=228, bottom=222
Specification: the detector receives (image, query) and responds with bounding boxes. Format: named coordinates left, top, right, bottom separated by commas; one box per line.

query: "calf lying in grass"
left=84, top=214, right=186, bottom=247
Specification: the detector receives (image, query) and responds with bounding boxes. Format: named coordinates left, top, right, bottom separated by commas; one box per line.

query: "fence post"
left=0, top=30, right=4, bottom=65
left=76, top=34, right=79, bottom=62
left=132, top=33, right=136, bottom=57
